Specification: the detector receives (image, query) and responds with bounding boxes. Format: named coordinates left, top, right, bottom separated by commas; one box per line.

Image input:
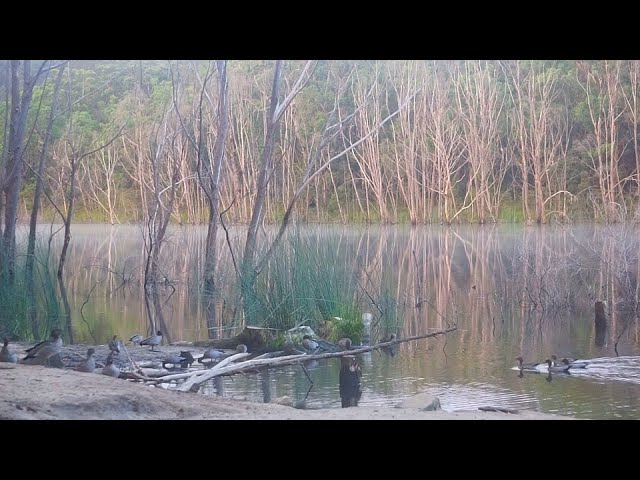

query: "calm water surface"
left=20, top=223, right=640, bottom=419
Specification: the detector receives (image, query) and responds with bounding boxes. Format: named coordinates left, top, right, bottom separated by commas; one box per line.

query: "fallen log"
left=154, top=326, right=457, bottom=392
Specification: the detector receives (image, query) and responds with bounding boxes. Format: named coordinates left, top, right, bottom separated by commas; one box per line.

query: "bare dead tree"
left=576, top=60, right=629, bottom=223
left=25, top=62, right=67, bottom=338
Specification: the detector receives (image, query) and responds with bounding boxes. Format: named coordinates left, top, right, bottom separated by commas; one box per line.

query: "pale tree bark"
left=503, top=60, right=571, bottom=224
left=351, top=65, right=391, bottom=223
left=173, top=60, right=231, bottom=338
left=239, top=60, right=316, bottom=324
left=82, top=143, right=121, bottom=224
left=425, top=62, right=465, bottom=224
left=622, top=60, right=639, bottom=217
left=577, top=60, right=628, bottom=222
left=453, top=61, right=504, bottom=224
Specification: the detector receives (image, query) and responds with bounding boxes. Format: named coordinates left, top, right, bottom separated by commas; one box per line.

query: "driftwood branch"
left=153, top=326, right=457, bottom=392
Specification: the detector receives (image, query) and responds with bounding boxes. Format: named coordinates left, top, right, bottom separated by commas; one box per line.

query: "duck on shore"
left=102, top=354, right=120, bottom=378
left=22, top=329, right=63, bottom=366
left=0, top=338, right=18, bottom=363
left=76, top=348, right=96, bottom=373
left=140, top=331, right=163, bottom=351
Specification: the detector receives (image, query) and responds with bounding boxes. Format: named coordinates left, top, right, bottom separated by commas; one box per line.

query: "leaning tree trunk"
left=240, top=60, right=283, bottom=325
left=26, top=63, right=66, bottom=339
left=202, top=60, right=230, bottom=338
left=3, top=60, right=34, bottom=281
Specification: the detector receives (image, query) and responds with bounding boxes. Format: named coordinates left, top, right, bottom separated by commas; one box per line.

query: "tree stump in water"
left=595, top=301, right=607, bottom=347
left=339, top=355, right=362, bottom=408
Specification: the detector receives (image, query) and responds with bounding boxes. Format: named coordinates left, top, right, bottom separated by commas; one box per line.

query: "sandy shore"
left=0, top=360, right=573, bottom=420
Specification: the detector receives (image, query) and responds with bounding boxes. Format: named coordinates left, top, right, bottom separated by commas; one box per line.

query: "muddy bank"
left=0, top=342, right=574, bottom=420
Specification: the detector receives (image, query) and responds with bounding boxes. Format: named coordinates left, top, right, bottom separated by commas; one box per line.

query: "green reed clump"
left=250, top=230, right=367, bottom=339
left=0, top=239, right=62, bottom=341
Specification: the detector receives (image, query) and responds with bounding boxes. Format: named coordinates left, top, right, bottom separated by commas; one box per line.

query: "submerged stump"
left=339, top=355, right=362, bottom=408
left=595, top=300, right=607, bottom=347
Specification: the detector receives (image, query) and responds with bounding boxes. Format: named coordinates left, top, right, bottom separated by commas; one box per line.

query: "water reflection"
left=22, top=223, right=640, bottom=419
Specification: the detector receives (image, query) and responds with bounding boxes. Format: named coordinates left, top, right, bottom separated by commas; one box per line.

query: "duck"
left=515, top=356, right=544, bottom=372
left=552, top=355, right=589, bottom=368
left=102, top=355, right=121, bottom=378
left=380, top=333, right=396, bottom=343
left=129, top=334, right=143, bottom=346
left=545, top=358, right=571, bottom=373
left=337, top=338, right=352, bottom=350
left=301, top=335, right=319, bottom=353
left=108, top=335, right=121, bottom=354
left=139, top=331, right=163, bottom=351
left=23, top=329, right=63, bottom=366
left=283, top=341, right=305, bottom=355
left=162, top=353, right=189, bottom=370
left=0, top=338, right=18, bottom=363
left=179, top=351, right=195, bottom=368
left=198, top=347, right=226, bottom=365
left=236, top=344, right=248, bottom=354
left=76, top=348, right=96, bottom=373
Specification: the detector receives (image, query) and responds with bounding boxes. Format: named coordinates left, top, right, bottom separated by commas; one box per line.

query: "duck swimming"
left=515, top=356, right=543, bottom=372
left=552, top=355, right=589, bottom=368
left=545, top=358, right=571, bottom=373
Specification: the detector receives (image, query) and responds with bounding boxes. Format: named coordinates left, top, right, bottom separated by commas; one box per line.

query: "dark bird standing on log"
left=380, top=333, right=397, bottom=357
left=380, top=333, right=396, bottom=343
left=23, top=329, right=63, bottom=366
left=140, top=331, right=163, bottom=351
left=109, top=335, right=121, bottom=355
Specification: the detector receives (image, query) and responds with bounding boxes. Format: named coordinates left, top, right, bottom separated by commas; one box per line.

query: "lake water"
left=19, top=223, right=640, bottom=419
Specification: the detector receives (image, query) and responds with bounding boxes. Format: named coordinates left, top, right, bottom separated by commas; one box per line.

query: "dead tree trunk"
left=339, top=355, right=362, bottom=407
left=26, top=62, right=66, bottom=338
left=595, top=300, right=607, bottom=347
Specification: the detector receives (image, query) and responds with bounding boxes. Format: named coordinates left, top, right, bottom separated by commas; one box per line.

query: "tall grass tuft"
left=250, top=229, right=368, bottom=342
left=0, top=238, right=62, bottom=341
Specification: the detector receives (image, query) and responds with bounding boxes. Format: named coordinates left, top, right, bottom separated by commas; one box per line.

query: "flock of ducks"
left=0, top=329, right=193, bottom=378
left=2, top=327, right=390, bottom=378
left=516, top=355, right=590, bottom=374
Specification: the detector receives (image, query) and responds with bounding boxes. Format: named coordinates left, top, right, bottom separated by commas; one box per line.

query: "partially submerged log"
left=192, top=326, right=277, bottom=352
left=339, top=355, right=362, bottom=408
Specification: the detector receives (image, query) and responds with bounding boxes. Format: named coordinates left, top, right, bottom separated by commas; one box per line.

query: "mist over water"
left=23, top=223, right=640, bottom=419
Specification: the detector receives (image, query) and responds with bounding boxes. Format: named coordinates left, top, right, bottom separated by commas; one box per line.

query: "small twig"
left=79, top=282, right=99, bottom=344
